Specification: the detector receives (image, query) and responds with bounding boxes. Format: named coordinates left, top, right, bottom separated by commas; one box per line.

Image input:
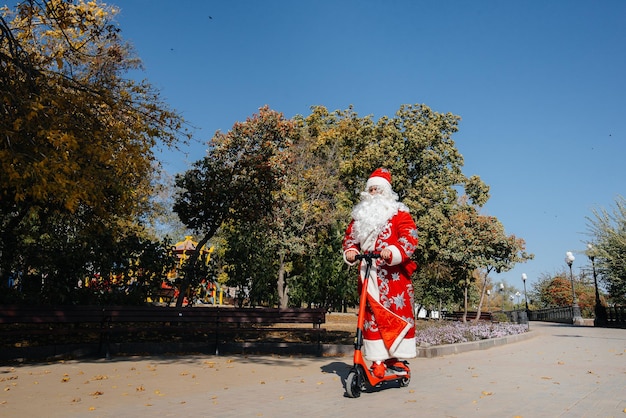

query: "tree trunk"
left=472, top=279, right=489, bottom=324
left=462, top=283, right=468, bottom=323
left=175, top=234, right=211, bottom=308
left=277, top=253, right=289, bottom=308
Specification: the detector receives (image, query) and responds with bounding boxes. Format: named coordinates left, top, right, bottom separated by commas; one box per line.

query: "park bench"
left=0, top=305, right=326, bottom=360
left=153, top=287, right=176, bottom=304
left=442, top=311, right=494, bottom=321
left=0, top=305, right=108, bottom=359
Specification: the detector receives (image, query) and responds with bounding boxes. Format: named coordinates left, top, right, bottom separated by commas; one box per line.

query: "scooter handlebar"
left=354, top=252, right=381, bottom=262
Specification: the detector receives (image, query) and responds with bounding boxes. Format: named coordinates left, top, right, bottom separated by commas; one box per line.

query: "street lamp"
left=565, top=251, right=584, bottom=325
left=521, top=273, right=529, bottom=312
left=521, top=273, right=530, bottom=329
left=486, top=289, right=491, bottom=312
left=499, top=282, right=505, bottom=312
left=587, top=244, right=607, bottom=327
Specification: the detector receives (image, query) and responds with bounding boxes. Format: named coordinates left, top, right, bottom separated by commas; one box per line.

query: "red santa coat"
left=343, top=209, right=419, bottom=361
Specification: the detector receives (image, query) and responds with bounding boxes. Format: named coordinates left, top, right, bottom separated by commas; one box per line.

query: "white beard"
left=352, top=193, right=401, bottom=250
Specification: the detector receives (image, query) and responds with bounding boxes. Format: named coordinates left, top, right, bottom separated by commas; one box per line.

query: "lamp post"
left=521, top=273, right=530, bottom=329
left=486, top=289, right=491, bottom=312
left=587, top=244, right=607, bottom=327
left=521, top=273, right=529, bottom=311
left=499, top=282, right=505, bottom=312
left=565, top=251, right=584, bottom=325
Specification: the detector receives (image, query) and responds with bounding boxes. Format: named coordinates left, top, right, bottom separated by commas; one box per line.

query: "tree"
left=586, top=195, right=626, bottom=304
left=287, top=223, right=355, bottom=310
left=218, top=219, right=277, bottom=307
left=262, top=114, right=349, bottom=308
left=173, top=106, right=295, bottom=307
left=413, top=261, right=462, bottom=319
left=433, top=204, right=531, bottom=321
left=175, top=103, right=534, bottom=312
left=1, top=0, right=188, bottom=302
left=529, top=271, right=599, bottom=317
left=289, top=104, right=532, bottom=312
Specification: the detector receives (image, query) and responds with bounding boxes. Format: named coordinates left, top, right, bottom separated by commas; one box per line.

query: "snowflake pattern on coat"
left=343, top=210, right=419, bottom=349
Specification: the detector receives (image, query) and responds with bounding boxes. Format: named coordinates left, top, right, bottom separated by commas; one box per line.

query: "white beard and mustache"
left=352, top=192, right=403, bottom=250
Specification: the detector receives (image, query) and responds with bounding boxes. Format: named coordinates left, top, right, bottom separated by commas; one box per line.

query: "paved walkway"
left=1, top=322, right=624, bottom=417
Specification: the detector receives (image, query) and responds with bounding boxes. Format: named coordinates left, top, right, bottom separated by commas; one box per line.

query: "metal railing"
left=528, top=306, right=573, bottom=324
left=527, top=305, right=625, bottom=328
left=605, top=305, right=626, bottom=328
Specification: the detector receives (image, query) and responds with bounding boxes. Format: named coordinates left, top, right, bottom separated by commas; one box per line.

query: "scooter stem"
left=354, top=253, right=378, bottom=352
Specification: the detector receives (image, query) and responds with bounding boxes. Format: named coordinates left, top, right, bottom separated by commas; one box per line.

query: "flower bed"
left=415, top=321, right=528, bottom=346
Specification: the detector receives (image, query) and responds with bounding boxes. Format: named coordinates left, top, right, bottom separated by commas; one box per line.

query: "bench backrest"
left=0, top=305, right=106, bottom=324
left=0, top=306, right=326, bottom=326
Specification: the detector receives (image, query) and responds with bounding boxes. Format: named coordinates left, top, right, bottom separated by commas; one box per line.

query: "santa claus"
left=343, top=168, right=418, bottom=378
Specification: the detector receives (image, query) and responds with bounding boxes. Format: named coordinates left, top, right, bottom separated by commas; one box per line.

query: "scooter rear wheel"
left=399, top=375, right=410, bottom=387
left=345, top=370, right=361, bottom=398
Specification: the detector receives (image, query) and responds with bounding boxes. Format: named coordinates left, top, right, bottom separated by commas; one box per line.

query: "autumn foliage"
left=1, top=1, right=186, bottom=303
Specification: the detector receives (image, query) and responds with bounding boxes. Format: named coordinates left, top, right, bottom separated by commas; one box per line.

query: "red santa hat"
left=366, top=168, right=392, bottom=190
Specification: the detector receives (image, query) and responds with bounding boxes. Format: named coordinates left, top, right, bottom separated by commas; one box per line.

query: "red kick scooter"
left=345, top=252, right=411, bottom=398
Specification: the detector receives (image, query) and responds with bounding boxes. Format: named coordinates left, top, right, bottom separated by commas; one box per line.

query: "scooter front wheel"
left=345, top=370, right=361, bottom=398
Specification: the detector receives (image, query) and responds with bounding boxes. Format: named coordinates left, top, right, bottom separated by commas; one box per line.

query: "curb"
left=320, top=329, right=535, bottom=358
left=1, top=331, right=535, bottom=363
left=414, top=329, right=535, bottom=358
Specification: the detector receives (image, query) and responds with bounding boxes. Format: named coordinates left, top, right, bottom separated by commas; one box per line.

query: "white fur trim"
left=366, top=176, right=391, bottom=190
left=362, top=337, right=416, bottom=361
left=390, top=337, right=417, bottom=359
left=343, top=251, right=358, bottom=266
left=389, top=321, right=413, bottom=354
left=362, top=262, right=379, bottom=300
left=388, top=245, right=402, bottom=266
left=363, top=339, right=390, bottom=361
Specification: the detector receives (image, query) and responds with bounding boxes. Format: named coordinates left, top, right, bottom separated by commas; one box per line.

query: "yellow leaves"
left=12, top=117, right=24, bottom=131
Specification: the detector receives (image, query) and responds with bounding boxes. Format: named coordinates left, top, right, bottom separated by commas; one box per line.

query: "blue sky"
left=110, top=0, right=625, bottom=292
